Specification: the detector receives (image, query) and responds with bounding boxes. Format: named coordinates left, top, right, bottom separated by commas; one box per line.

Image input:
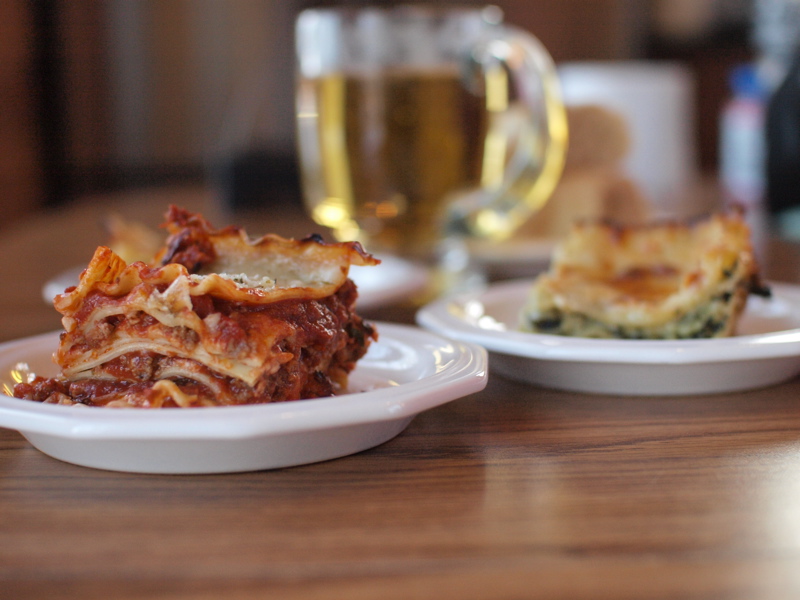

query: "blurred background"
left=0, top=0, right=779, bottom=229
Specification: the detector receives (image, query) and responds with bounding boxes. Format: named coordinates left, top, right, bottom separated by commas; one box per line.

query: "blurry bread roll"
left=564, top=104, right=630, bottom=169
left=518, top=104, right=650, bottom=239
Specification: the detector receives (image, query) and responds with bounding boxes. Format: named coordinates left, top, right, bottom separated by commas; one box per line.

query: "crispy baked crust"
left=14, top=206, right=379, bottom=407
left=520, top=210, right=766, bottom=339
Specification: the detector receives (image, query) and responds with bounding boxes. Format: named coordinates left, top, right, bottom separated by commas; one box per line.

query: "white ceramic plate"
left=468, top=238, right=554, bottom=278
left=0, top=323, right=487, bottom=474
left=42, top=254, right=428, bottom=310
left=350, top=254, right=429, bottom=309
left=417, top=280, right=800, bottom=396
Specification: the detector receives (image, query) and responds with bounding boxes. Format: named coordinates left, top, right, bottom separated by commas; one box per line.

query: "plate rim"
left=416, top=279, right=800, bottom=366
left=349, top=254, right=429, bottom=309
left=0, top=322, right=488, bottom=441
left=469, top=237, right=555, bottom=266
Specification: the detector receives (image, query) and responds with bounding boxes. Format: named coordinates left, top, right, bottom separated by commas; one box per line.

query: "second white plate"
left=417, top=280, right=800, bottom=396
left=349, top=254, right=428, bottom=309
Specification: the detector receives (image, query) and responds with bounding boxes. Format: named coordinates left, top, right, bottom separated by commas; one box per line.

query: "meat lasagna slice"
left=15, top=206, right=379, bottom=407
left=520, top=210, right=768, bottom=339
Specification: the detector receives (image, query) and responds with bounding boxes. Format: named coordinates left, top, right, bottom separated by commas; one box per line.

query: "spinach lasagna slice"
left=14, top=206, right=379, bottom=408
left=520, top=211, right=767, bottom=339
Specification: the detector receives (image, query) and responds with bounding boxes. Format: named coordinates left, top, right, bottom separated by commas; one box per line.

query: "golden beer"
left=295, top=5, right=567, bottom=270
left=297, top=68, right=489, bottom=258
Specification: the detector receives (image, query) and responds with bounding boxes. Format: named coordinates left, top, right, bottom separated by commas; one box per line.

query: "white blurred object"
left=719, top=64, right=768, bottom=261
left=557, top=61, right=697, bottom=217
left=753, top=0, right=800, bottom=91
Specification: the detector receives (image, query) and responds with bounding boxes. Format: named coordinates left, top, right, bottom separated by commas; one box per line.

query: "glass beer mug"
left=295, top=5, right=567, bottom=266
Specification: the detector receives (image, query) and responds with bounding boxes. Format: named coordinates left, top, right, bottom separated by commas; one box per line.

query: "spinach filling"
left=527, top=279, right=751, bottom=340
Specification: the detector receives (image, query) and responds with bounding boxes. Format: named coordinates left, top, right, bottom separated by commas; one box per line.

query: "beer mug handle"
left=446, top=27, right=568, bottom=240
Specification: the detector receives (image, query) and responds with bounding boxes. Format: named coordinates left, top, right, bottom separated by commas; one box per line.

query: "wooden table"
left=3, top=186, right=800, bottom=599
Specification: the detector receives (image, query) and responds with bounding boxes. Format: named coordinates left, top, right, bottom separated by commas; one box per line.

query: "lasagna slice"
left=520, top=210, right=768, bottom=339
left=14, top=206, right=379, bottom=408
